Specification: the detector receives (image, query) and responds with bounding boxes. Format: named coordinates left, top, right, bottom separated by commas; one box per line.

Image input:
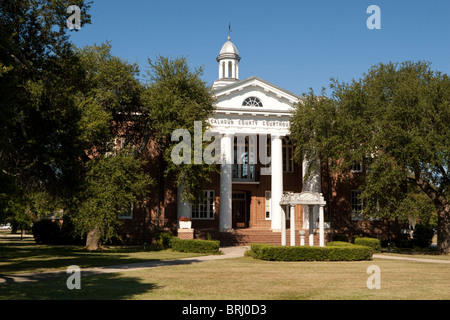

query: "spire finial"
left=228, top=23, right=231, bottom=40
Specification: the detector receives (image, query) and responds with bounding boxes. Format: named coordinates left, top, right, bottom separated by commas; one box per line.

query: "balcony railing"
left=232, top=164, right=257, bottom=182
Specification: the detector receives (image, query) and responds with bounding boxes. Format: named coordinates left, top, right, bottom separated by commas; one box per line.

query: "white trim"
left=351, top=190, right=364, bottom=221
left=192, top=190, right=215, bottom=220
left=118, top=204, right=133, bottom=220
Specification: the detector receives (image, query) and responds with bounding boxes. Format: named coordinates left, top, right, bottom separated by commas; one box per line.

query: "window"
left=351, top=191, right=364, bottom=220
left=233, top=136, right=256, bottom=182
left=282, top=137, right=294, bottom=172
left=242, top=97, right=263, bottom=107
left=265, top=191, right=271, bottom=219
left=118, top=204, right=133, bottom=220
left=192, top=190, right=215, bottom=219
left=351, top=161, right=362, bottom=173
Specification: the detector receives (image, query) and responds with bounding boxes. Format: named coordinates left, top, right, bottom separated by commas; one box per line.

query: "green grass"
left=1, top=256, right=449, bottom=300
left=1, top=230, right=449, bottom=300
left=0, top=231, right=208, bottom=275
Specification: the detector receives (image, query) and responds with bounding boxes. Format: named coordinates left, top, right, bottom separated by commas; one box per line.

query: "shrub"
left=412, top=225, right=434, bottom=248
left=156, top=232, right=174, bottom=249
left=354, top=237, right=381, bottom=253
left=32, top=220, right=62, bottom=244
left=170, top=238, right=220, bottom=254
left=326, top=241, right=355, bottom=247
left=249, top=243, right=372, bottom=261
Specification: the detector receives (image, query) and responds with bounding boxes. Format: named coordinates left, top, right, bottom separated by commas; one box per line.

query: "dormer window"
left=242, top=97, right=263, bottom=107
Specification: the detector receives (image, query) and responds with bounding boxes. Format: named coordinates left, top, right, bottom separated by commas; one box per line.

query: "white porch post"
left=219, top=133, right=233, bottom=231
left=319, top=205, right=325, bottom=247
left=271, top=134, right=283, bottom=232
left=281, top=206, right=286, bottom=246
left=308, top=205, right=314, bottom=246
left=290, top=205, right=296, bottom=246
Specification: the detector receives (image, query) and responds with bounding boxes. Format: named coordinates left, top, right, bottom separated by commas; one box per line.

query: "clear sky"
left=69, top=0, right=450, bottom=96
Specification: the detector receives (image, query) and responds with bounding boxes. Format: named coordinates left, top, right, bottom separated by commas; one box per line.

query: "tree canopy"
left=140, top=56, right=216, bottom=205
left=290, top=61, right=450, bottom=252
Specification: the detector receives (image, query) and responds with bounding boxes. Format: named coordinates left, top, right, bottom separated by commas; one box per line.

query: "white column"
left=219, top=133, right=233, bottom=231
left=290, top=205, right=296, bottom=246
left=319, top=205, right=325, bottom=247
left=224, top=60, right=229, bottom=78
left=281, top=206, right=286, bottom=246
left=308, top=205, right=314, bottom=246
left=218, top=62, right=223, bottom=80
left=271, top=134, right=283, bottom=231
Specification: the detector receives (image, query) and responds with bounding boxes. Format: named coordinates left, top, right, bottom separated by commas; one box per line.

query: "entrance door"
left=232, top=192, right=248, bottom=228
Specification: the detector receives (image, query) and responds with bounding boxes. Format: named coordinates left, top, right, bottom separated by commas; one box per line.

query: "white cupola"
left=212, top=34, right=241, bottom=90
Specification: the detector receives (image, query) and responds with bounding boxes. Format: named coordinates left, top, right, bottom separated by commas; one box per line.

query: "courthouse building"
left=119, top=35, right=408, bottom=246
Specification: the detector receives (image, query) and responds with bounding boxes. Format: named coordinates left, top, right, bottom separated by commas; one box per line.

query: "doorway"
left=232, top=192, right=249, bottom=228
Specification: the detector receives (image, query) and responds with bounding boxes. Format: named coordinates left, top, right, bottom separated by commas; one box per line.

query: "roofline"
left=213, top=75, right=302, bottom=101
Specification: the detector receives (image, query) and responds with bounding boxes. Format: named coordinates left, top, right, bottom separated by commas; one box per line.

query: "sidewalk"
left=0, top=246, right=249, bottom=285
left=372, top=254, right=450, bottom=264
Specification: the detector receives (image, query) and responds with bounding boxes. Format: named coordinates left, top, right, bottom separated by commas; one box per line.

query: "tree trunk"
left=437, top=204, right=450, bottom=253
left=412, top=173, right=449, bottom=253
left=86, top=228, right=101, bottom=250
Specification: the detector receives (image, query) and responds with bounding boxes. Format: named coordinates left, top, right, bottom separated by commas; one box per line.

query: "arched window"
left=222, top=62, right=225, bottom=78
left=242, top=97, right=263, bottom=107
left=228, top=61, right=233, bottom=78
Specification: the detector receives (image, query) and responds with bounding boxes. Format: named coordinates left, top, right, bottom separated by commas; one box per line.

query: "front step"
left=195, top=228, right=331, bottom=246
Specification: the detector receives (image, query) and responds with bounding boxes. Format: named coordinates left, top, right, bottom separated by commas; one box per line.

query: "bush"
left=326, top=241, right=355, bottom=247
left=412, top=225, right=434, bottom=248
left=32, top=220, right=62, bottom=244
left=32, top=218, right=84, bottom=245
left=170, top=238, right=220, bottom=254
left=354, top=237, right=381, bottom=253
left=156, top=232, right=174, bottom=249
left=249, top=243, right=372, bottom=261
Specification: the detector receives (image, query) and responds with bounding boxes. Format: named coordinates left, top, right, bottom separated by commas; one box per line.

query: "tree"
left=72, top=149, right=153, bottom=250
left=0, top=0, right=92, bottom=226
left=140, top=56, right=216, bottom=223
left=290, top=61, right=450, bottom=253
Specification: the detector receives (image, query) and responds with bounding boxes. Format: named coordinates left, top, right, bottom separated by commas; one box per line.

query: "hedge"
left=170, top=238, right=220, bottom=254
left=326, top=241, right=354, bottom=247
left=354, top=237, right=381, bottom=253
left=250, top=243, right=372, bottom=261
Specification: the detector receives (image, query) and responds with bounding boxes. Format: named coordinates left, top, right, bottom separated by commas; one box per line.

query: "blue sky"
left=69, top=0, right=450, bottom=96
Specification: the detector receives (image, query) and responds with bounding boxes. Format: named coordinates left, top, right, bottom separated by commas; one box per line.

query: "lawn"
left=1, top=230, right=449, bottom=300
left=1, top=256, right=449, bottom=300
left=0, top=231, right=209, bottom=275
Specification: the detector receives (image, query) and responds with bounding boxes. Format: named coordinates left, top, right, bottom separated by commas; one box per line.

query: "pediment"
left=280, top=191, right=326, bottom=206
left=213, top=76, right=301, bottom=114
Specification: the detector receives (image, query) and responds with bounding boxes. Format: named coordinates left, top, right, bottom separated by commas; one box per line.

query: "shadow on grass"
left=0, top=245, right=169, bottom=274
left=0, top=272, right=160, bottom=300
